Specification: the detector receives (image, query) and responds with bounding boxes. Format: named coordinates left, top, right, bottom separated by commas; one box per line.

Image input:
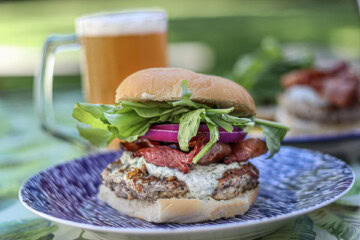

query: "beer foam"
left=76, top=10, right=167, bottom=37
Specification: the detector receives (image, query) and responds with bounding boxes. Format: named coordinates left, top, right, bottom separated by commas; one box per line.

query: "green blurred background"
left=0, top=0, right=359, bottom=90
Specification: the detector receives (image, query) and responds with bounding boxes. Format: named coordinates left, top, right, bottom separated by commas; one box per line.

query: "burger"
left=277, top=62, right=360, bottom=136
left=72, top=68, right=289, bottom=223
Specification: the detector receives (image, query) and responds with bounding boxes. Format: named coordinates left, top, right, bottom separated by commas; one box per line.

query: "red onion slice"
left=144, top=126, right=246, bottom=143
left=144, top=129, right=179, bottom=142
left=151, top=124, right=240, bottom=133
left=217, top=131, right=246, bottom=143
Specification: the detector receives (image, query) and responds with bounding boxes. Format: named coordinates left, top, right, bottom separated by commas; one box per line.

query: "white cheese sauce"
left=116, top=151, right=145, bottom=170
left=117, top=151, right=244, bottom=199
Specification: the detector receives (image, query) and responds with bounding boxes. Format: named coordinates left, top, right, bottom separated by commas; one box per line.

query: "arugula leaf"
left=178, top=109, right=205, bottom=151
left=255, top=118, right=289, bottom=158
left=205, top=107, right=234, bottom=114
left=120, top=101, right=174, bottom=118
left=221, top=114, right=255, bottom=127
left=171, top=99, right=209, bottom=109
left=192, top=113, right=219, bottom=164
left=171, top=80, right=210, bottom=109
left=168, top=108, right=191, bottom=118
left=180, top=79, right=193, bottom=99
left=128, top=106, right=173, bottom=118
left=120, top=101, right=171, bottom=109
left=206, top=114, right=233, bottom=133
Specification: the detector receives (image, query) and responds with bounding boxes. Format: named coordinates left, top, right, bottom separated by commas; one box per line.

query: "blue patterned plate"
left=19, top=147, right=354, bottom=240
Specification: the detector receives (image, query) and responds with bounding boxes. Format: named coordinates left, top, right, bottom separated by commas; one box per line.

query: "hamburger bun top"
left=115, top=68, right=256, bottom=116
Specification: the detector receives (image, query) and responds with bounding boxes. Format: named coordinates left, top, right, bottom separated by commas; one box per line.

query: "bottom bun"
left=98, top=184, right=259, bottom=223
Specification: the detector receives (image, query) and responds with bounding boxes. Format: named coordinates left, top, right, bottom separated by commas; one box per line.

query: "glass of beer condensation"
left=36, top=10, right=168, bottom=147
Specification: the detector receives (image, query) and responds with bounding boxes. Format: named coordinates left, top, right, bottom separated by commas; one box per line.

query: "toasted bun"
left=115, top=68, right=255, bottom=115
left=98, top=184, right=259, bottom=223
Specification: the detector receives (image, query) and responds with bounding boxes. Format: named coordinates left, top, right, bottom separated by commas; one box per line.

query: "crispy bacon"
left=281, top=61, right=360, bottom=108
left=281, top=69, right=326, bottom=91
left=135, top=135, right=205, bottom=173
left=224, top=138, right=267, bottom=164
left=197, top=142, right=232, bottom=165
left=121, top=138, right=158, bottom=151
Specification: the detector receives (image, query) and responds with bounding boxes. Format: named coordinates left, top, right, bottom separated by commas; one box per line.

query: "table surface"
left=1, top=89, right=360, bottom=240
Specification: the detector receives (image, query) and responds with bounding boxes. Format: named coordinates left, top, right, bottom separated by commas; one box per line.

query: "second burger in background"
left=277, top=61, right=360, bottom=136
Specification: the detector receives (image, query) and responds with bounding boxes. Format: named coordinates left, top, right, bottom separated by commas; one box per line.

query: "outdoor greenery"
left=0, top=0, right=359, bottom=91
left=232, top=37, right=313, bottom=105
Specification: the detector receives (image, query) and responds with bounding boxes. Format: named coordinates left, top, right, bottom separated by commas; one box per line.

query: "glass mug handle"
left=35, top=34, right=93, bottom=150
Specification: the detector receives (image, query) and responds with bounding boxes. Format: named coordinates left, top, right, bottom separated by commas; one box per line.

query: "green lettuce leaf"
left=72, top=103, right=111, bottom=129
left=77, top=124, right=114, bottom=148
left=74, top=103, right=114, bottom=118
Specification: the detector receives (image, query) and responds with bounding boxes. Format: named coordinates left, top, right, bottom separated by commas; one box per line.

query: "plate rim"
left=19, top=147, right=355, bottom=235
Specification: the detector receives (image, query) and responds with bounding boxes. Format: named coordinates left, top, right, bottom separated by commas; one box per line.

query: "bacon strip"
left=197, top=142, right=232, bottom=165
left=281, top=69, right=326, bottom=91
left=224, top=138, right=267, bottom=164
left=135, top=135, right=205, bottom=173
left=121, top=138, right=158, bottom=151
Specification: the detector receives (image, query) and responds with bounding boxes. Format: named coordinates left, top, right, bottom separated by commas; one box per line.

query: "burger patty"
left=101, top=160, right=259, bottom=202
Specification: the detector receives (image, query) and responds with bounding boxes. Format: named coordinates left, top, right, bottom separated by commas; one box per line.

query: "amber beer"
left=76, top=11, right=168, bottom=104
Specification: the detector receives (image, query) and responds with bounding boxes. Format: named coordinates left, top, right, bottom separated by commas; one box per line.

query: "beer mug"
left=36, top=10, right=168, bottom=148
